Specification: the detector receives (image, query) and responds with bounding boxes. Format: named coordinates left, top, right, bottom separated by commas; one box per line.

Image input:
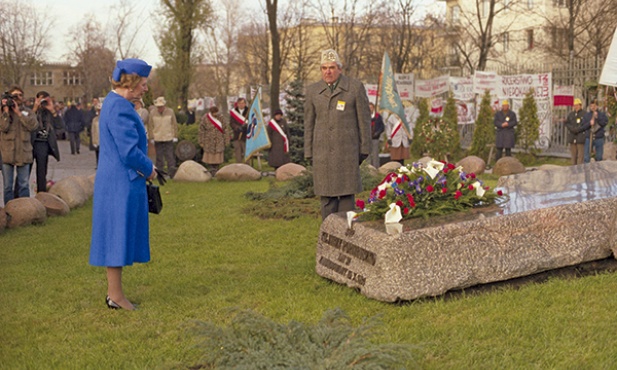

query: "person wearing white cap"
left=304, top=49, right=371, bottom=220
left=147, top=96, right=178, bottom=177
left=493, top=99, right=517, bottom=161
left=565, top=98, right=586, bottom=165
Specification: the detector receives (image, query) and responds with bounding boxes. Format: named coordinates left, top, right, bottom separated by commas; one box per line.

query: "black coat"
left=32, top=109, right=60, bottom=161
left=371, top=112, right=385, bottom=139
left=64, top=106, right=85, bottom=133
left=493, top=109, right=517, bottom=148
left=565, top=109, right=586, bottom=144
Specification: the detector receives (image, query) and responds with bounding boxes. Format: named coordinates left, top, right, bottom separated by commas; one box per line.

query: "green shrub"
left=516, top=88, right=540, bottom=155
left=410, top=98, right=430, bottom=156
left=177, top=123, right=200, bottom=148
left=469, top=90, right=495, bottom=161
left=189, top=308, right=414, bottom=370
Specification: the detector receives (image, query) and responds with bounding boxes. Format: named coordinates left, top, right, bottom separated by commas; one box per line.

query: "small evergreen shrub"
left=516, top=88, right=540, bottom=155
left=469, top=90, right=496, bottom=161
left=188, top=308, right=414, bottom=370
left=410, top=98, right=430, bottom=157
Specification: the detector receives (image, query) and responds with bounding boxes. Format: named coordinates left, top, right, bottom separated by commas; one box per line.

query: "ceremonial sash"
left=268, top=119, right=289, bottom=153
left=206, top=113, right=224, bottom=133
left=390, top=120, right=402, bottom=140
left=230, top=108, right=246, bottom=125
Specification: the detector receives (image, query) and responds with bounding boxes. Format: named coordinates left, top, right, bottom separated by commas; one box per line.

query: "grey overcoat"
left=304, top=75, right=371, bottom=197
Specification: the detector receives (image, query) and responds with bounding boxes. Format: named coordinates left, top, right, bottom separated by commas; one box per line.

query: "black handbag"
left=147, top=181, right=163, bottom=214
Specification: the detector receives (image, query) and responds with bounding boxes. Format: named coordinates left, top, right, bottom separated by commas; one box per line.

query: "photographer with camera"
left=0, top=86, right=38, bottom=205
left=31, top=91, right=61, bottom=193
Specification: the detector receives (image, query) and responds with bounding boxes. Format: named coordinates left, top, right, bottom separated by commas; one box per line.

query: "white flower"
left=472, top=181, right=485, bottom=197
left=384, top=203, right=402, bottom=224
left=377, top=182, right=390, bottom=192
left=423, top=166, right=439, bottom=179
left=423, top=159, right=445, bottom=179
left=346, top=211, right=358, bottom=229
left=427, top=159, right=445, bottom=171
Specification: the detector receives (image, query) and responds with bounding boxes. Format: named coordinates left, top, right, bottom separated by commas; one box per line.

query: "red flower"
left=426, top=185, right=434, bottom=192
left=441, top=188, right=448, bottom=194
left=406, top=194, right=414, bottom=204
left=470, top=173, right=476, bottom=179
left=403, top=207, right=410, bottom=215
left=497, top=190, right=503, bottom=196
left=454, top=190, right=463, bottom=200
left=396, top=200, right=404, bottom=208
left=356, top=199, right=365, bottom=209
left=379, top=190, right=386, bottom=199
left=443, top=169, right=449, bottom=174
left=447, top=163, right=455, bottom=170
left=396, top=177, right=402, bottom=184
left=468, top=185, right=474, bottom=190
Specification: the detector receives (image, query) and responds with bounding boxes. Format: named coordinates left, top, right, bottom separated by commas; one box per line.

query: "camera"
left=1, top=91, right=15, bottom=108
left=40, top=98, right=49, bottom=108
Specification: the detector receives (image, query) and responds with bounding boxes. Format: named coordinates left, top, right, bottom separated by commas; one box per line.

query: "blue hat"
left=112, top=58, right=152, bottom=81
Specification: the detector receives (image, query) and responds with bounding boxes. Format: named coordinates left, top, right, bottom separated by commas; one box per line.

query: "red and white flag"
left=553, top=85, right=574, bottom=106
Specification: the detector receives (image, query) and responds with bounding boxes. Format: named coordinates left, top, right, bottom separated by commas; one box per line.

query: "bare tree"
left=0, top=0, right=54, bottom=87
left=198, top=0, right=242, bottom=112
left=67, top=15, right=116, bottom=101
left=311, top=0, right=378, bottom=78
left=445, top=0, right=522, bottom=73
left=236, top=16, right=270, bottom=90
left=108, top=0, right=149, bottom=60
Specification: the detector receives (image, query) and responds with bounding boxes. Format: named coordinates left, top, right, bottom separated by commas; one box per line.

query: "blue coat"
left=89, top=92, right=153, bottom=267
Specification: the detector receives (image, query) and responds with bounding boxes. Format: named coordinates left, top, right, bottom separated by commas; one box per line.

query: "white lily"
left=346, top=211, right=358, bottom=229
left=384, top=203, right=403, bottom=224
left=472, top=181, right=486, bottom=197
left=427, top=159, right=445, bottom=171
left=423, top=165, right=440, bottom=179
left=423, top=159, right=445, bottom=179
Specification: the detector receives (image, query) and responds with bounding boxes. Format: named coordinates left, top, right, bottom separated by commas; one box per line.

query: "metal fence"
left=457, top=58, right=606, bottom=157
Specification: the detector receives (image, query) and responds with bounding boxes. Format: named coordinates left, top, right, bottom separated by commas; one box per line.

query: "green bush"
left=516, top=88, right=540, bottom=155
left=469, top=90, right=496, bottom=161
left=177, top=123, right=200, bottom=148
left=189, top=308, right=414, bottom=370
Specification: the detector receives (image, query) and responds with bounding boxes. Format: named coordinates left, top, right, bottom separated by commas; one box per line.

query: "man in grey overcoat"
left=304, top=49, right=371, bottom=220
left=493, top=99, right=517, bottom=161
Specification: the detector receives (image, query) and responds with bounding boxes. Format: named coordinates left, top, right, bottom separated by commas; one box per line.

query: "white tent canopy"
left=600, top=26, right=617, bottom=87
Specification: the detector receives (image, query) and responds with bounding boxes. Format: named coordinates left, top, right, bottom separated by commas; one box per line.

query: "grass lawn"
left=2, top=178, right=617, bottom=369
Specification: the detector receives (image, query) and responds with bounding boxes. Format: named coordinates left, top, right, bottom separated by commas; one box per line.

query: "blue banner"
left=244, top=89, right=271, bottom=162
left=378, top=52, right=411, bottom=137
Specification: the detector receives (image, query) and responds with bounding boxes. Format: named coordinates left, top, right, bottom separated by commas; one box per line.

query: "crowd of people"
left=0, top=86, right=101, bottom=205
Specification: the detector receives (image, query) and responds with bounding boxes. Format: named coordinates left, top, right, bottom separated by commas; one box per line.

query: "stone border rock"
left=0, top=174, right=94, bottom=234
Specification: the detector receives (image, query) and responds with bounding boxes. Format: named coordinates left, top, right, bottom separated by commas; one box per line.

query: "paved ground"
left=0, top=139, right=97, bottom=207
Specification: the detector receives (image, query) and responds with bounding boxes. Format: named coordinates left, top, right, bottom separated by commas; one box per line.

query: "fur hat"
left=321, top=49, right=341, bottom=66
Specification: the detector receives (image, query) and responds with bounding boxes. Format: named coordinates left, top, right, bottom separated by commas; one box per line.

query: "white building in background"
left=438, top=0, right=583, bottom=73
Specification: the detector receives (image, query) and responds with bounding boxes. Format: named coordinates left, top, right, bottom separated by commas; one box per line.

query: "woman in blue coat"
left=90, top=58, right=155, bottom=310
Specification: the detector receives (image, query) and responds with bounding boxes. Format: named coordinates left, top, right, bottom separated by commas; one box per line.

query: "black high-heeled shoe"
left=106, top=296, right=121, bottom=309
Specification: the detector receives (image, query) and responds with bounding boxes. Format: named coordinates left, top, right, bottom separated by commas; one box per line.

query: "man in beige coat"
left=148, top=96, right=178, bottom=177
left=1, top=86, right=38, bottom=205
left=304, top=49, right=371, bottom=220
